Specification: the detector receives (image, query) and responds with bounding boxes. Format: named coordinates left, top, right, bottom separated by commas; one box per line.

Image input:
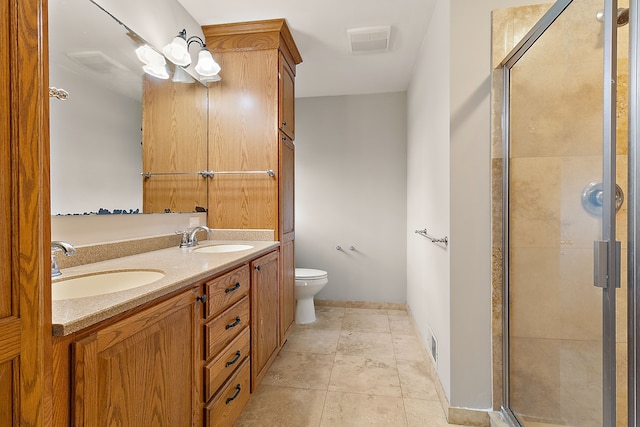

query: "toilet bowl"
left=295, top=268, right=328, bottom=324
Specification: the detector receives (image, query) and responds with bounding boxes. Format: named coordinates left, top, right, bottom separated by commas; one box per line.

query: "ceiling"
left=177, top=0, right=436, bottom=98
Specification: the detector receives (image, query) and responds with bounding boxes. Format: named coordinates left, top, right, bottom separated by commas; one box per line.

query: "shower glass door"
left=503, top=0, right=624, bottom=425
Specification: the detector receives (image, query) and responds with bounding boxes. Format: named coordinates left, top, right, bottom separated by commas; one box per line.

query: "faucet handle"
left=176, top=230, right=190, bottom=248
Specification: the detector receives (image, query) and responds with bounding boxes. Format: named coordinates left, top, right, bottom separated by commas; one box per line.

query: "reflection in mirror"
left=141, top=75, right=208, bottom=213
left=49, top=0, right=208, bottom=215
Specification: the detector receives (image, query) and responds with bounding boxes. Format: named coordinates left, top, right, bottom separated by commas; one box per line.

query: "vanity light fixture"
left=163, top=29, right=221, bottom=79
left=171, top=65, right=195, bottom=84
left=135, top=45, right=169, bottom=79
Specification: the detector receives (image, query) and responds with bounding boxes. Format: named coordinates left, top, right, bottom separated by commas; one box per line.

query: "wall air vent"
left=347, top=25, right=391, bottom=54
left=66, top=50, right=128, bottom=73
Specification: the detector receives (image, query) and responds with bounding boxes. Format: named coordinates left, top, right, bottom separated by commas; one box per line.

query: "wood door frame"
left=3, top=0, right=52, bottom=424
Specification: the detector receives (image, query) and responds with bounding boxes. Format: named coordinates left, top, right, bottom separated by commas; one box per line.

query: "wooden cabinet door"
left=279, top=235, right=295, bottom=344
left=279, top=132, right=294, bottom=236
left=1, top=1, right=51, bottom=425
left=73, top=288, right=199, bottom=427
left=250, top=251, right=280, bottom=391
left=278, top=55, right=295, bottom=140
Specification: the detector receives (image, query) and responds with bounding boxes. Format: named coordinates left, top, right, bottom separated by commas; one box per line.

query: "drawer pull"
left=225, top=316, right=241, bottom=330
left=225, top=384, right=241, bottom=404
left=225, top=282, right=241, bottom=294
left=225, top=351, right=241, bottom=367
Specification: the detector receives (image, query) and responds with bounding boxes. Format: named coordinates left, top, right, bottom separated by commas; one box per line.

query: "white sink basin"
left=194, top=244, right=254, bottom=254
left=53, top=270, right=165, bottom=300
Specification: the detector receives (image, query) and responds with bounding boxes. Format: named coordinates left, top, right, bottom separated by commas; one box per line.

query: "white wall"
left=49, top=62, right=142, bottom=215
left=407, top=0, right=544, bottom=410
left=407, top=0, right=452, bottom=403
left=295, top=92, right=407, bottom=304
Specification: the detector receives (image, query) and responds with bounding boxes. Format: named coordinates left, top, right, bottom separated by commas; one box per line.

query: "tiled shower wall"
left=491, top=1, right=629, bottom=425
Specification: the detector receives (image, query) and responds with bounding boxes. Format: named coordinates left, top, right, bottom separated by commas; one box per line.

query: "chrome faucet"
left=51, top=241, right=76, bottom=277
left=177, top=226, right=211, bottom=248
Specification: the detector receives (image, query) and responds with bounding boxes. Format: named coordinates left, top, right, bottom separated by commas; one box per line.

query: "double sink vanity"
left=47, top=1, right=302, bottom=425
left=51, top=236, right=282, bottom=426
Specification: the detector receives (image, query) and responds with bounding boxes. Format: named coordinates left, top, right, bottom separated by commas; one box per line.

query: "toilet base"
left=295, top=297, right=317, bottom=324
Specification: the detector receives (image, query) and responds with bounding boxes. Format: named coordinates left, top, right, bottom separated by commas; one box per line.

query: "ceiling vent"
left=66, top=51, right=128, bottom=73
left=347, top=26, right=391, bottom=54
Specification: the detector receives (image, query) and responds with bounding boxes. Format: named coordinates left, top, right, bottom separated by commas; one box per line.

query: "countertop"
left=51, top=239, right=279, bottom=336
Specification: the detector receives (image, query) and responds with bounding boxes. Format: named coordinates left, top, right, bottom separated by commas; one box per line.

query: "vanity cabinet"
left=52, top=248, right=281, bottom=427
left=203, top=18, right=302, bottom=351
left=250, top=250, right=280, bottom=390
left=68, top=287, right=201, bottom=426
left=201, top=265, right=251, bottom=427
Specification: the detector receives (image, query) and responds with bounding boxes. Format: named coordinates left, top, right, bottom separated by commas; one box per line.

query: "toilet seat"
left=295, top=268, right=327, bottom=280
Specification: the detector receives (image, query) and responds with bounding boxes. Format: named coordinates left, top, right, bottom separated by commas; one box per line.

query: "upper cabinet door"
left=278, top=54, right=295, bottom=140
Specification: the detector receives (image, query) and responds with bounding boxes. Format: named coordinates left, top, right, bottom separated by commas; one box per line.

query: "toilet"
left=295, top=268, right=328, bottom=324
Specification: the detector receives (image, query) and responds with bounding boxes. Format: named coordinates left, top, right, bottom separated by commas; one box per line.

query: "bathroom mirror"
left=49, top=0, right=207, bottom=215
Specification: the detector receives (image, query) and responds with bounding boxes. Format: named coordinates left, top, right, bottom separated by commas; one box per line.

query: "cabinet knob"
left=196, top=294, right=207, bottom=304
left=254, top=265, right=261, bottom=271
left=281, top=121, right=287, bottom=127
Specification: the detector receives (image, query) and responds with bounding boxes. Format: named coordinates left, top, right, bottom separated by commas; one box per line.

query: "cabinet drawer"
left=205, top=265, right=250, bottom=319
left=206, top=296, right=250, bottom=359
left=204, top=327, right=250, bottom=401
left=205, top=358, right=251, bottom=427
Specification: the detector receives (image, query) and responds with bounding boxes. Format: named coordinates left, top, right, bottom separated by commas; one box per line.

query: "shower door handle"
left=593, top=240, right=621, bottom=289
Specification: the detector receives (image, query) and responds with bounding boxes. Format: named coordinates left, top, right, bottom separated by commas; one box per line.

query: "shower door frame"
left=629, top=1, right=640, bottom=425
left=500, top=0, right=621, bottom=425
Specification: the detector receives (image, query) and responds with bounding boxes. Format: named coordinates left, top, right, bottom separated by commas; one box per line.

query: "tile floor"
left=234, top=306, right=472, bottom=427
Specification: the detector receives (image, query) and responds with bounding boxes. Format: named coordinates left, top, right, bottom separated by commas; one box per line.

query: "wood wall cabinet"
left=279, top=58, right=296, bottom=140
left=203, top=18, right=302, bottom=350
left=250, top=250, right=280, bottom=390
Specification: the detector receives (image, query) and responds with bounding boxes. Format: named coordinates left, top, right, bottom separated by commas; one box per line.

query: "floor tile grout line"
left=244, top=306, right=424, bottom=426
left=316, top=314, right=345, bottom=427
